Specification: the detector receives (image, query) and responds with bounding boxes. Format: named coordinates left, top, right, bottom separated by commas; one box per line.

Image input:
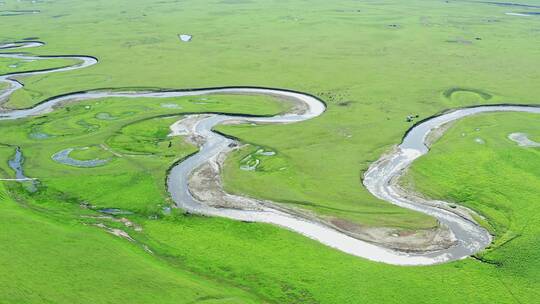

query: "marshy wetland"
left=1, top=0, right=539, bottom=303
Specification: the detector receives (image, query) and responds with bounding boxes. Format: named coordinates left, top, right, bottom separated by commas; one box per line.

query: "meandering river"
left=1, top=41, right=538, bottom=265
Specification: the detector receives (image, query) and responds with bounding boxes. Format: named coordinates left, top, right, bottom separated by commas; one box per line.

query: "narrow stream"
left=7, top=146, right=37, bottom=191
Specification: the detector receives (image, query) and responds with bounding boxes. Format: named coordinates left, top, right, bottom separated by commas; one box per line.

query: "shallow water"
left=7, top=147, right=37, bottom=191
left=179, top=34, right=192, bottom=42
left=51, top=148, right=110, bottom=168
left=99, top=208, right=133, bottom=215
left=29, top=132, right=51, bottom=139
left=160, top=103, right=182, bottom=109
left=8, top=147, right=26, bottom=180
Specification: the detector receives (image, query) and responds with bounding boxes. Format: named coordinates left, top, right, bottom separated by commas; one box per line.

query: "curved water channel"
left=1, top=41, right=539, bottom=265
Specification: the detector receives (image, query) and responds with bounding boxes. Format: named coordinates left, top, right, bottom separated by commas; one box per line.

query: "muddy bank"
left=185, top=133, right=455, bottom=253
left=364, top=105, right=540, bottom=262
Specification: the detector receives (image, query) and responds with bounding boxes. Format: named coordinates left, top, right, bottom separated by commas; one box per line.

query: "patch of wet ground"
left=51, top=147, right=111, bottom=168
left=508, top=132, right=540, bottom=147
left=29, top=132, right=52, bottom=139
left=239, top=147, right=276, bottom=171
left=99, top=208, right=134, bottom=215
left=446, top=37, right=473, bottom=45
left=95, top=112, right=118, bottom=120
left=474, top=137, right=485, bottom=144
left=160, top=103, right=182, bottom=109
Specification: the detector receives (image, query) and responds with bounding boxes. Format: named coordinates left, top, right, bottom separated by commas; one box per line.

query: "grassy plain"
left=0, top=182, right=265, bottom=304
left=0, top=57, right=79, bottom=75
left=1, top=0, right=540, bottom=303
left=0, top=93, right=289, bottom=213
left=2, top=110, right=540, bottom=303
left=2, top=0, right=539, bottom=227
left=405, top=113, right=540, bottom=279
left=4, top=110, right=540, bottom=303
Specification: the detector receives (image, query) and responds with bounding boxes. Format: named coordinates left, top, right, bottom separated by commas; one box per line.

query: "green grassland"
left=0, top=57, right=79, bottom=75
left=0, top=93, right=290, bottom=214
left=1, top=0, right=539, bottom=227
left=68, top=145, right=112, bottom=161
left=404, top=113, right=540, bottom=274
left=0, top=182, right=265, bottom=304
left=2, top=110, right=540, bottom=303
left=217, top=122, right=437, bottom=229
left=1, top=0, right=540, bottom=303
